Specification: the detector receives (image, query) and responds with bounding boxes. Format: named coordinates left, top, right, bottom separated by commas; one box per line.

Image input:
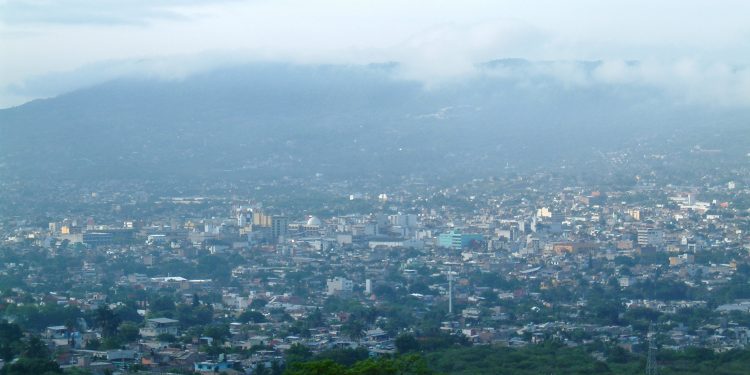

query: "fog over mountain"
left=1, top=60, right=748, bottom=184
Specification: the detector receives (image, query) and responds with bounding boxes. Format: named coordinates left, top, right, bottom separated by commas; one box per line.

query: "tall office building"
left=271, top=216, right=288, bottom=241
left=549, top=213, right=564, bottom=233
left=252, top=211, right=272, bottom=227
left=637, top=227, right=663, bottom=247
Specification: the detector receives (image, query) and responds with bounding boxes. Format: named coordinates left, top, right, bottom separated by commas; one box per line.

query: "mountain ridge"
left=1, top=61, right=748, bottom=184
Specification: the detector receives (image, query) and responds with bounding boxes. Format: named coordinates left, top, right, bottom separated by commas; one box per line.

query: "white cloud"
left=2, top=0, right=750, bottom=108
left=0, top=0, right=239, bottom=25
left=482, top=59, right=750, bottom=107
left=591, top=60, right=750, bottom=107
left=389, top=20, right=545, bottom=84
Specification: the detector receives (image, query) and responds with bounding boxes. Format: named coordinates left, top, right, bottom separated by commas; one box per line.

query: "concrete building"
left=638, top=228, right=663, bottom=247
left=271, top=216, right=288, bottom=241
left=438, top=229, right=483, bottom=251
left=140, top=318, right=179, bottom=338
left=326, top=277, right=353, bottom=296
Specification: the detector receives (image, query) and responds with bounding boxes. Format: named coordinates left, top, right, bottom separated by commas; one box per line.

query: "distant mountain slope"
left=1, top=61, right=748, bottom=183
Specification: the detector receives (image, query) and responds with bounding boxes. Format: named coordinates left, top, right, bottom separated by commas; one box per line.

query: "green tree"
left=176, top=303, right=213, bottom=327
left=94, top=306, right=121, bottom=338
left=238, top=310, right=267, bottom=324
left=149, top=295, right=176, bottom=316
left=202, top=324, right=230, bottom=342
left=117, top=322, right=140, bottom=343
left=340, top=321, right=364, bottom=341
left=100, top=336, right=123, bottom=350
left=22, top=336, right=49, bottom=359
left=285, top=343, right=313, bottom=365
left=348, top=354, right=432, bottom=375
left=395, top=334, right=421, bottom=354
left=255, top=362, right=269, bottom=375
left=316, top=348, right=369, bottom=367
left=285, top=359, right=345, bottom=375
left=271, top=360, right=284, bottom=375
left=391, top=354, right=432, bottom=375
left=0, top=357, right=62, bottom=375
left=305, top=309, right=324, bottom=328
left=250, top=299, right=268, bottom=309
left=113, top=303, right=142, bottom=324
left=0, top=321, right=23, bottom=361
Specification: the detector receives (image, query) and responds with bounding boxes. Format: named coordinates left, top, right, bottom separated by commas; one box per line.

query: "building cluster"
left=1, top=173, right=750, bottom=373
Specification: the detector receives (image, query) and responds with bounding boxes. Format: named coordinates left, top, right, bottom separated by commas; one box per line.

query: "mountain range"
left=1, top=60, right=748, bottom=185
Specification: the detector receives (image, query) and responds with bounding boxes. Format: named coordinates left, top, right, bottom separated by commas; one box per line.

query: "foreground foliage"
left=285, top=342, right=750, bottom=375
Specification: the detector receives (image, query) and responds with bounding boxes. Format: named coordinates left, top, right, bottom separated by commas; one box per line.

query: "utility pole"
left=448, top=265, right=453, bottom=315
left=646, top=323, right=657, bottom=375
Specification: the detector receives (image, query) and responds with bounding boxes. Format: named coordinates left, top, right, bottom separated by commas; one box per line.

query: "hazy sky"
left=2, top=0, right=750, bottom=108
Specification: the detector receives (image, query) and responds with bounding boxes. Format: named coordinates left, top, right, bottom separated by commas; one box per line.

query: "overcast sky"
left=2, top=0, right=750, bottom=108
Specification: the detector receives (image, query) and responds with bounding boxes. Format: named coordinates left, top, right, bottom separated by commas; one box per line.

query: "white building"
left=637, top=228, right=663, bottom=247
left=326, top=277, right=353, bottom=296
left=388, top=214, right=419, bottom=228
left=140, top=318, right=179, bottom=337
